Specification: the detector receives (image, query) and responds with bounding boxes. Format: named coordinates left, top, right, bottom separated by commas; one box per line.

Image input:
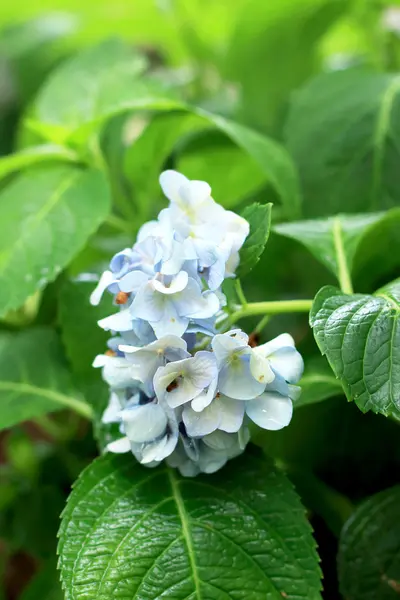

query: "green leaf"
left=273, top=212, right=390, bottom=280
left=285, top=70, right=400, bottom=216
left=0, top=165, right=111, bottom=317
left=0, top=328, right=91, bottom=431
left=0, top=144, right=79, bottom=181
left=58, top=278, right=115, bottom=448
left=309, top=279, right=400, bottom=418
left=338, top=485, right=400, bottom=600
left=20, top=561, right=62, bottom=600
left=59, top=453, right=322, bottom=600
left=225, top=0, right=348, bottom=131
left=176, top=130, right=267, bottom=208
left=296, top=357, right=343, bottom=408
left=237, top=203, right=272, bottom=277
left=124, top=109, right=301, bottom=219
left=33, top=39, right=175, bottom=143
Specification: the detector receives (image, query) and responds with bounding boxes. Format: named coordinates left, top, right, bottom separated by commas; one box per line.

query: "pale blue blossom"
left=132, top=271, right=220, bottom=338
left=154, top=351, right=218, bottom=409
left=211, top=330, right=275, bottom=400
left=120, top=335, right=190, bottom=396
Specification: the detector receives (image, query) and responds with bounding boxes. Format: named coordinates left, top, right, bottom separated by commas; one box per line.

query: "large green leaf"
left=309, top=279, right=400, bottom=418
left=59, top=453, right=322, bottom=600
left=33, top=39, right=176, bottom=143
left=0, top=328, right=91, bottom=431
left=338, top=485, right=400, bottom=600
left=0, top=144, right=79, bottom=181
left=225, top=0, right=348, bottom=131
left=285, top=70, right=400, bottom=216
left=237, top=202, right=272, bottom=277
left=0, top=165, right=111, bottom=317
left=274, top=212, right=388, bottom=279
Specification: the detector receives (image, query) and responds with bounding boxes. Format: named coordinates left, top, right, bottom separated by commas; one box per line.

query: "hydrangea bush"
left=92, top=170, right=303, bottom=475
left=1, top=8, right=400, bottom=599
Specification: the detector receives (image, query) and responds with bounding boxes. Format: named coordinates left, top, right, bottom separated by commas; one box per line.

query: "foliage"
left=0, top=1, right=399, bottom=599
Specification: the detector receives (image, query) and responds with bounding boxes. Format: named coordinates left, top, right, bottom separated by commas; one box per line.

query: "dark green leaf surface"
left=58, top=453, right=322, bottom=600
left=274, top=212, right=387, bottom=278
left=338, top=485, right=400, bottom=600
left=0, top=328, right=91, bottom=431
left=237, top=203, right=272, bottom=277
left=286, top=70, right=400, bottom=216
left=296, top=357, right=343, bottom=408
left=0, top=165, right=111, bottom=317
left=310, top=280, right=400, bottom=417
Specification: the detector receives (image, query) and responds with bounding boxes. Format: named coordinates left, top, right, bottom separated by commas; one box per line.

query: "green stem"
left=254, top=314, right=271, bottom=335
left=106, top=214, right=132, bottom=234
left=235, top=279, right=247, bottom=307
left=333, top=218, right=353, bottom=294
left=228, top=299, right=313, bottom=327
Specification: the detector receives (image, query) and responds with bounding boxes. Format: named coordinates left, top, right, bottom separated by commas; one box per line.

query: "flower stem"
left=228, top=299, right=313, bottom=326
left=235, top=279, right=247, bottom=307
left=333, top=218, right=354, bottom=294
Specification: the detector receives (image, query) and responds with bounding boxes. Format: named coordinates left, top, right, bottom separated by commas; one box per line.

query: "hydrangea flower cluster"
left=91, top=170, right=303, bottom=476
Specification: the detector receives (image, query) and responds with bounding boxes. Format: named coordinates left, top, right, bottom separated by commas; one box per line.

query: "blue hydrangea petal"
left=245, top=392, right=293, bottom=431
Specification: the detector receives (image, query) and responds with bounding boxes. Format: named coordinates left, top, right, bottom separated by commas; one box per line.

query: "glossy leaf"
left=338, top=485, right=400, bottom=600
left=274, top=212, right=388, bottom=279
left=58, top=452, right=322, bottom=600
left=286, top=70, right=400, bottom=216
left=310, top=279, right=400, bottom=418
left=0, top=144, right=79, bottom=181
left=238, top=203, right=272, bottom=277
left=0, top=165, right=111, bottom=317
left=0, top=328, right=91, bottom=431
left=296, top=357, right=343, bottom=408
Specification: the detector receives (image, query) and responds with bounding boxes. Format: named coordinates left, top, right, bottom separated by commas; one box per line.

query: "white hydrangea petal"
left=198, top=445, right=229, bottom=474
left=159, top=170, right=189, bottom=204
left=94, top=355, right=135, bottom=389
left=140, top=437, right=168, bottom=464
left=218, top=396, right=245, bottom=433
left=249, top=351, right=275, bottom=385
left=121, top=403, right=168, bottom=443
left=202, top=430, right=239, bottom=452
left=268, top=347, right=304, bottom=383
left=98, top=309, right=133, bottom=332
left=256, top=333, right=295, bottom=358
left=246, top=392, right=293, bottom=431
left=119, top=270, right=149, bottom=293
left=151, top=303, right=188, bottom=339
left=218, top=360, right=265, bottom=400
left=173, top=278, right=216, bottom=318
left=152, top=271, right=189, bottom=295
left=102, top=392, right=122, bottom=424
left=183, top=403, right=221, bottom=437
left=131, top=282, right=165, bottom=322
left=188, top=351, right=218, bottom=389
left=211, top=331, right=248, bottom=364
left=191, top=377, right=218, bottom=412
left=180, top=180, right=212, bottom=207
left=107, top=436, right=131, bottom=453
left=90, top=271, right=115, bottom=305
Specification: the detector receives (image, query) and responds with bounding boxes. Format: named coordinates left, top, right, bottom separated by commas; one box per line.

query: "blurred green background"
left=1, top=1, right=400, bottom=598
